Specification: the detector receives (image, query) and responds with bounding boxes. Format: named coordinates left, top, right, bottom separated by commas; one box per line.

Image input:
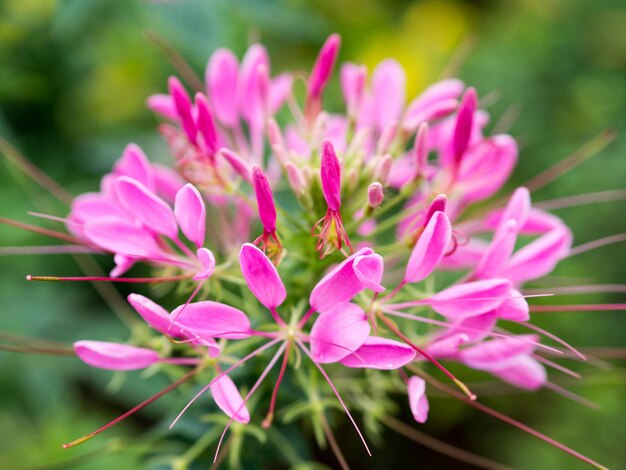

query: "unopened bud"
left=286, top=162, right=306, bottom=195
left=367, top=182, right=384, bottom=208
left=377, top=121, right=398, bottom=155
left=373, top=153, right=393, bottom=185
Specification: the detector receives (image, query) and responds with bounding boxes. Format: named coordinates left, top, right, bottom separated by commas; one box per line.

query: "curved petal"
left=407, top=376, right=429, bottom=423
left=84, top=216, right=163, bottom=258
left=74, top=340, right=159, bottom=370
left=239, top=243, right=286, bottom=310
left=404, top=211, right=452, bottom=283
left=206, top=48, right=239, bottom=127
left=371, top=59, right=406, bottom=130
left=493, top=355, right=547, bottom=390
left=353, top=253, right=385, bottom=292
left=495, top=288, right=529, bottom=322
left=127, top=293, right=183, bottom=336
left=427, top=279, right=512, bottom=318
left=114, top=177, right=178, bottom=238
left=474, top=219, right=517, bottom=279
left=171, top=301, right=252, bottom=340
left=193, top=248, right=216, bottom=281
left=210, top=374, right=251, bottom=424
left=339, top=336, right=415, bottom=370
left=113, top=144, right=154, bottom=190
left=174, top=184, right=206, bottom=248
left=310, top=303, right=370, bottom=364
left=459, top=335, right=538, bottom=370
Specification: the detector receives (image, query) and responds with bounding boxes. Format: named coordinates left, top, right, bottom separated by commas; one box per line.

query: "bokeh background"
left=1, top=0, right=625, bottom=468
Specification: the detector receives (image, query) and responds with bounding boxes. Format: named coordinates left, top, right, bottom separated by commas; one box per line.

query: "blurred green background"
left=0, top=0, right=624, bottom=468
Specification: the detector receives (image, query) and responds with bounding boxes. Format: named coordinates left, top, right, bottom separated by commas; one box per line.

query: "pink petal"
left=339, top=336, right=415, bottom=369
left=473, top=219, right=517, bottom=279
left=171, top=301, right=252, bottom=340
left=437, top=311, right=498, bottom=343
left=341, top=62, right=367, bottom=116
left=238, top=44, right=270, bottom=125
left=194, top=93, right=218, bottom=153
left=168, top=76, right=197, bottom=144
left=501, top=226, right=572, bottom=284
left=146, top=94, right=178, bottom=121
left=452, top=87, right=477, bottom=163
left=310, top=303, right=370, bottom=363
left=239, top=243, right=286, bottom=310
left=194, top=247, right=216, bottom=281
left=174, top=183, right=206, bottom=248
left=426, top=333, right=469, bottom=358
left=269, top=73, right=293, bottom=114
left=74, top=340, right=159, bottom=370
left=310, top=248, right=383, bottom=312
left=405, top=79, right=464, bottom=116
left=252, top=167, right=277, bottom=233
left=84, top=216, right=163, bottom=258
left=206, top=48, right=239, bottom=127
left=320, top=140, right=342, bottom=211
left=308, top=33, right=341, bottom=99
left=371, top=59, right=406, bottom=130
left=210, top=374, right=251, bottom=424
left=407, top=376, right=429, bottom=423
left=218, top=148, right=253, bottom=183
left=114, top=177, right=178, bottom=238
left=495, top=288, right=529, bottom=322
left=492, top=355, right=547, bottom=390
left=113, top=144, right=154, bottom=190
left=110, top=254, right=135, bottom=278
left=498, top=187, right=531, bottom=234
left=404, top=211, right=452, bottom=283
left=153, top=163, right=185, bottom=203
left=128, top=293, right=184, bottom=337
left=459, top=335, right=538, bottom=370
left=427, top=279, right=513, bottom=318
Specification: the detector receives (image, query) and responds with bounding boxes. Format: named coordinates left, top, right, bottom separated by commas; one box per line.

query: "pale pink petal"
left=459, top=335, right=538, bottom=370
left=153, top=163, right=185, bottom=202
left=238, top=44, right=270, bottom=124
left=501, top=226, right=572, bottom=284
left=498, top=187, right=531, bottom=234
left=371, top=59, right=406, bottom=130
left=407, top=376, right=429, bottom=423
left=110, top=254, right=135, bottom=278
left=339, top=336, right=415, bottom=369
left=113, top=144, right=154, bottom=190
left=310, top=303, right=370, bottom=363
left=405, top=79, right=464, bottom=116
left=404, top=211, right=452, bottom=283
left=84, top=216, right=163, bottom=258
left=492, top=355, right=547, bottom=390
left=206, top=48, right=239, bottom=127
left=427, top=279, right=513, bottom=318
left=439, top=238, right=488, bottom=271
left=146, top=94, right=178, bottom=121
left=210, top=374, right=251, bottom=423
left=174, top=183, right=206, bottom=248
left=171, top=301, right=252, bottom=340
left=426, top=333, right=469, bottom=358
left=239, top=243, right=286, bottom=310
left=353, top=252, right=385, bottom=292
left=341, top=62, right=367, bottom=116
left=437, top=312, right=498, bottom=343
left=74, top=340, right=159, bottom=370
left=495, top=288, right=529, bottom=322
left=269, top=73, right=293, bottom=114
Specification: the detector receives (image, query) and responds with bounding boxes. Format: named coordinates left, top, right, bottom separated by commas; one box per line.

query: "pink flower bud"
left=267, top=118, right=285, bottom=149
left=320, top=140, right=342, bottom=211
left=168, top=76, right=197, bottom=145
left=414, top=122, right=429, bottom=175
left=341, top=62, right=367, bottom=117
left=308, top=33, right=341, bottom=99
left=376, top=121, right=398, bottom=155
left=367, top=182, right=384, bottom=208
left=194, top=93, right=218, bottom=154
left=252, top=167, right=277, bottom=233
left=219, top=148, right=253, bottom=184
left=424, top=194, right=447, bottom=225
left=452, top=87, right=477, bottom=164
left=286, top=162, right=306, bottom=194
left=373, top=154, right=392, bottom=185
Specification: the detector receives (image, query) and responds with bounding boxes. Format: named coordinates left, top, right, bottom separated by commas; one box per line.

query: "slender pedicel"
left=568, top=233, right=626, bottom=257
left=26, top=273, right=195, bottom=283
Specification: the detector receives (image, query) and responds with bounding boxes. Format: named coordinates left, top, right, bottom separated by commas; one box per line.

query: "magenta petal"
left=320, top=140, right=342, bottom=211
left=127, top=293, right=182, bottom=336
left=501, top=226, right=572, bottom=284
left=114, top=177, right=178, bottom=238
left=269, top=73, right=293, bottom=114
left=459, top=335, right=538, bottom=370
left=407, top=376, right=429, bottom=423
left=308, top=33, right=341, bottom=99
left=452, top=87, right=477, bottom=162
left=113, top=144, right=155, bottom=191
left=427, top=279, right=512, bottom=318
left=206, top=48, right=239, bottom=127
left=168, top=76, right=197, bottom=144
left=239, top=243, right=286, bottom=310
left=353, top=253, right=385, bottom=292
left=146, top=94, right=178, bottom=120
left=84, top=216, right=163, bottom=258
left=171, top=301, right=252, bottom=340
left=492, top=355, right=547, bottom=390
left=309, top=247, right=379, bottom=312
left=310, top=303, right=370, bottom=364
left=339, top=336, right=415, bottom=370
left=498, top=187, right=531, bottom=234
left=174, top=183, right=206, bottom=248
left=210, top=374, right=251, bottom=424
left=194, top=93, right=218, bottom=153
left=404, top=211, right=452, bottom=284
left=74, top=340, right=159, bottom=370
left=252, top=167, right=277, bottom=233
